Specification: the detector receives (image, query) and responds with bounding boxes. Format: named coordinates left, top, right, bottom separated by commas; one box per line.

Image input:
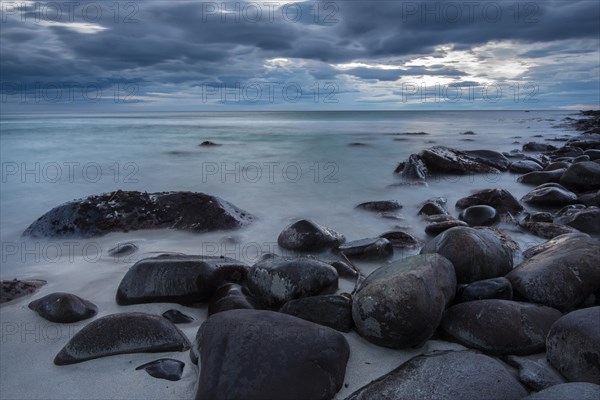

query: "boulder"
left=421, top=227, right=516, bottom=283
left=560, top=161, right=600, bottom=190
left=554, top=207, right=600, bottom=234
left=54, top=313, right=190, bottom=365
left=192, top=309, right=349, bottom=400
left=337, top=238, right=393, bottom=260
left=523, top=142, right=557, bottom=152
left=277, top=219, right=345, bottom=251
left=441, top=300, right=562, bottom=355
left=356, top=200, right=402, bottom=212
left=22, top=191, right=254, bottom=238
left=136, top=359, right=185, bottom=381
left=522, top=383, right=600, bottom=400
left=455, top=189, right=523, bottom=215
left=546, top=307, right=600, bottom=383
left=456, top=277, right=513, bottom=302
left=352, top=254, right=456, bottom=348
left=28, top=292, right=97, bottom=323
left=463, top=150, right=510, bottom=171
left=246, top=256, right=338, bottom=308
left=344, top=350, right=527, bottom=400
left=504, top=355, right=566, bottom=391
left=0, top=279, right=46, bottom=304
left=522, top=185, right=578, bottom=207
left=208, top=283, right=255, bottom=315
left=378, top=231, right=419, bottom=248
left=162, top=309, right=194, bottom=324
left=280, top=294, right=353, bottom=332
left=425, top=219, right=468, bottom=235
left=509, top=160, right=543, bottom=173
left=517, top=169, right=565, bottom=185
left=420, top=146, right=500, bottom=174
left=506, top=235, right=600, bottom=311
left=518, top=221, right=580, bottom=239
left=458, top=205, right=498, bottom=226
left=116, top=255, right=249, bottom=305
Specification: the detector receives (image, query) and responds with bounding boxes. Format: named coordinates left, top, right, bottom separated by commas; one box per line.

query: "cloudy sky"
left=1, top=0, right=599, bottom=111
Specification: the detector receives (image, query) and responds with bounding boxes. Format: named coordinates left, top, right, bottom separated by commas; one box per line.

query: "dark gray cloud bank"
left=1, top=0, right=598, bottom=110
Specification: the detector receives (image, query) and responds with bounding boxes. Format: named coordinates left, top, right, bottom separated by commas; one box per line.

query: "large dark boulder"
left=554, top=207, right=600, bottom=234
left=421, top=227, right=516, bottom=283
left=560, top=161, right=600, bottom=190
left=280, top=294, right=353, bottom=332
left=441, top=300, right=562, bottom=355
left=420, top=146, right=500, bottom=174
left=191, top=309, right=349, bottom=400
left=54, top=312, right=190, bottom=365
left=455, top=188, right=523, bottom=215
left=344, top=350, right=527, bottom=400
left=456, top=277, right=513, bottom=302
left=0, top=279, right=46, bottom=304
left=337, top=238, right=393, bottom=260
left=509, top=160, right=543, bottom=173
left=246, top=256, right=338, bottom=308
left=22, top=191, right=254, bottom=238
left=522, top=185, right=578, bottom=207
left=546, top=307, right=600, bottom=384
left=277, top=219, right=345, bottom=252
left=506, top=235, right=600, bottom=311
left=517, top=169, right=565, bottom=185
left=116, top=255, right=249, bottom=305
left=463, top=150, right=510, bottom=171
left=356, top=200, right=402, bottom=212
left=458, top=205, right=498, bottom=226
left=352, top=254, right=456, bottom=348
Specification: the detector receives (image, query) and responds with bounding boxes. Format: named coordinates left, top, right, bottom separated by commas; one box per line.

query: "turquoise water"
left=0, top=110, right=580, bottom=275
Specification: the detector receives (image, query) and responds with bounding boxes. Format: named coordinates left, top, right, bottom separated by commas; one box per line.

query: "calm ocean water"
left=0, top=110, right=581, bottom=276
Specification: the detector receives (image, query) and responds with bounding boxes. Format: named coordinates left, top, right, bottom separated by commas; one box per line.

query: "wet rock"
left=522, top=185, right=577, bottom=207
left=441, top=300, right=561, bottom=355
left=352, top=254, right=456, bottom=348
left=523, top=383, right=600, bottom=400
left=523, top=142, right=557, bottom=152
left=28, top=292, right=97, bottom=323
left=116, top=255, right=249, bottom=305
left=337, top=238, right=393, bottom=260
left=418, top=198, right=449, bottom=216
left=506, top=235, right=600, bottom=311
left=518, top=221, right=581, bottom=239
left=584, top=149, right=600, bottom=160
left=395, top=154, right=429, bottom=180
left=509, top=160, right=543, bottom=173
left=277, top=219, right=345, bottom=252
left=458, top=205, right=498, bottom=226
left=420, top=146, right=501, bottom=174
left=463, top=150, right=510, bottom=171
left=504, top=355, right=566, bottom=391
left=356, top=200, right=402, bottom=212
left=578, top=190, right=600, bottom=207
left=246, top=256, right=338, bottom=308
left=425, top=219, right=468, bottom=235
left=560, top=161, right=600, bottom=190
left=544, top=161, right=571, bottom=171
left=455, top=188, right=523, bottom=215
left=162, top=309, right=194, bottom=324
left=136, top=359, right=185, bottom=381
left=208, top=283, right=255, bottom=315
left=344, top=350, right=527, bottom=400
left=328, top=260, right=358, bottom=278
left=54, top=312, right=190, bottom=365
left=280, top=294, right=353, bottom=332
left=379, top=231, right=419, bottom=247
left=555, top=204, right=587, bottom=218
left=554, top=207, right=600, bottom=234
left=0, top=279, right=46, bottom=304
left=573, top=155, right=591, bottom=163
left=523, top=212, right=554, bottom=223
left=192, top=309, right=349, bottom=400
left=546, top=307, right=600, bottom=383
left=549, top=146, right=585, bottom=158
left=522, top=232, right=590, bottom=259
left=421, top=226, right=516, bottom=283
left=107, top=241, right=138, bottom=257
left=456, top=277, right=513, bottom=302
left=199, top=141, right=221, bottom=146
left=518, top=169, right=566, bottom=185
left=22, top=191, right=254, bottom=238
left=461, top=130, right=477, bottom=135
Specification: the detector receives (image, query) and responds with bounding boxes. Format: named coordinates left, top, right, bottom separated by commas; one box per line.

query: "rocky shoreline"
left=1, top=111, right=599, bottom=399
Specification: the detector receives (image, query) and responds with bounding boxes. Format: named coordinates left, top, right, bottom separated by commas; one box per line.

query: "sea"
left=0, top=109, right=585, bottom=400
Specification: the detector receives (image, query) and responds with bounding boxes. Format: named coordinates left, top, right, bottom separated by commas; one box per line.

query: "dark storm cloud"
left=0, top=0, right=598, bottom=108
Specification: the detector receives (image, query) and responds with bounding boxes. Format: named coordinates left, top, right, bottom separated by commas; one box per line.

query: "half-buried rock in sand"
left=22, top=190, right=254, bottom=238
left=54, top=312, right=190, bottom=365
left=28, top=292, right=97, bottom=323
left=116, top=255, right=249, bottom=305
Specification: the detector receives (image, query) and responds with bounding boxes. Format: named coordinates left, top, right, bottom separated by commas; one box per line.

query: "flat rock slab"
left=192, top=309, right=349, bottom=400
left=441, top=300, right=562, bottom=355
left=344, top=350, right=527, bottom=400
left=54, top=312, right=190, bottom=365
left=22, top=191, right=254, bottom=238
left=116, top=255, right=249, bottom=305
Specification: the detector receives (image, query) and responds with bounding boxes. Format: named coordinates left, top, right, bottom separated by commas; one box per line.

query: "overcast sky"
left=1, top=0, right=599, bottom=111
